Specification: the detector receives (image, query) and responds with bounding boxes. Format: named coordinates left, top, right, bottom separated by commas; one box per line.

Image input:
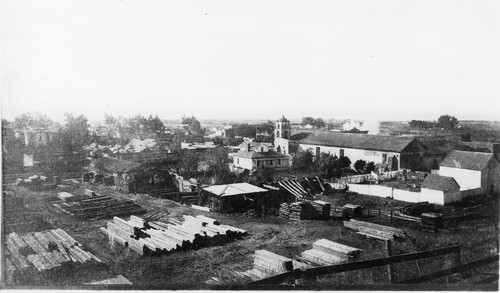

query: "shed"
left=200, top=183, right=269, bottom=213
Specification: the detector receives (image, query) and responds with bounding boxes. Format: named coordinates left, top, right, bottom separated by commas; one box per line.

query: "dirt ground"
left=2, top=180, right=499, bottom=289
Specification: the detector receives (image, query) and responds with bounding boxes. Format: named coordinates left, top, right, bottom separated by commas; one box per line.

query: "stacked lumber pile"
left=344, top=219, right=406, bottom=241
left=277, top=180, right=307, bottom=200
left=301, top=239, right=362, bottom=266
left=278, top=203, right=291, bottom=219
left=311, top=200, right=331, bottom=218
left=3, top=229, right=102, bottom=285
left=421, top=212, right=443, bottom=232
left=101, top=215, right=247, bottom=256
left=86, top=275, right=132, bottom=286
left=342, top=204, right=363, bottom=218
left=393, top=211, right=423, bottom=223
left=239, top=250, right=310, bottom=281
left=54, top=191, right=145, bottom=219
left=279, top=201, right=331, bottom=221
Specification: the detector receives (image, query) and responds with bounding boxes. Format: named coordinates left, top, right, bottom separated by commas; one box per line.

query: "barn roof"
left=202, top=183, right=268, bottom=197
left=421, top=174, right=461, bottom=191
left=95, top=157, right=141, bottom=173
left=440, top=150, right=493, bottom=171
left=297, top=131, right=419, bottom=153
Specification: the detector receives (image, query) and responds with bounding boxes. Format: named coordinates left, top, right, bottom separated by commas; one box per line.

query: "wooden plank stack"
left=101, top=215, right=247, bottom=256
left=279, top=201, right=331, bottom=221
left=86, top=275, right=132, bottom=285
left=421, top=212, right=443, bottom=232
left=3, top=229, right=102, bottom=285
left=54, top=190, right=145, bottom=219
left=343, top=219, right=406, bottom=241
left=240, top=250, right=310, bottom=281
left=342, top=204, right=363, bottom=218
left=301, top=239, right=362, bottom=266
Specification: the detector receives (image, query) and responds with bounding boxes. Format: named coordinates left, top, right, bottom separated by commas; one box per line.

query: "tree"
left=366, top=161, right=376, bottom=173
left=61, top=113, right=90, bottom=151
left=293, top=150, right=314, bottom=171
left=301, top=117, right=316, bottom=126
left=354, top=160, right=366, bottom=172
left=314, top=118, right=325, bottom=129
left=316, top=153, right=339, bottom=178
left=182, top=116, right=204, bottom=134
left=13, top=112, right=58, bottom=130
left=437, top=115, right=458, bottom=129
left=338, top=156, right=352, bottom=171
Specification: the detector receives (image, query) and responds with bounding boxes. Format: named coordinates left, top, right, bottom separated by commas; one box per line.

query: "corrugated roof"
left=202, top=183, right=268, bottom=197
left=297, top=131, right=418, bottom=153
left=421, top=174, right=460, bottom=191
left=440, top=150, right=493, bottom=171
left=233, top=149, right=289, bottom=159
left=95, top=157, right=141, bottom=173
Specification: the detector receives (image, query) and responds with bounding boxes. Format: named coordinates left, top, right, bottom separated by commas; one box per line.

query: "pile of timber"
left=100, top=215, right=247, bottom=256
left=54, top=190, right=145, bottom=219
left=421, top=212, right=444, bottom=232
left=278, top=203, right=291, bottom=219
left=279, top=201, right=331, bottom=221
left=342, top=204, right=363, bottom=218
left=393, top=211, right=423, bottom=223
left=277, top=180, right=307, bottom=200
left=344, top=219, right=406, bottom=241
left=301, top=239, right=362, bottom=266
left=239, top=250, right=310, bottom=281
left=86, top=275, right=132, bottom=286
left=3, top=229, right=102, bottom=285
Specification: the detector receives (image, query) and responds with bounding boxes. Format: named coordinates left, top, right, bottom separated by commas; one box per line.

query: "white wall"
left=440, top=166, right=482, bottom=191
left=299, top=143, right=401, bottom=169
left=348, top=183, right=447, bottom=205
left=233, top=156, right=254, bottom=171
left=274, top=137, right=289, bottom=155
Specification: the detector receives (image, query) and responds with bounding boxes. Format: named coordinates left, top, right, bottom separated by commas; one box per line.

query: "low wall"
left=348, top=183, right=445, bottom=205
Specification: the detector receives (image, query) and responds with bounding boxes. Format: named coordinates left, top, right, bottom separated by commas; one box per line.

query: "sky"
left=2, top=0, right=500, bottom=123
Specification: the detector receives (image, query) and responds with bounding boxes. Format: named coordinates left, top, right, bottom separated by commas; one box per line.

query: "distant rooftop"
left=440, top=150, right=494, bottom=171
left=202, top=182, right=267, bottom=197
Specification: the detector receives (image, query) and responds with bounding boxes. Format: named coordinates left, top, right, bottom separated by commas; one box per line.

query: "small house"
left=200, top=182, right=269, bottom=213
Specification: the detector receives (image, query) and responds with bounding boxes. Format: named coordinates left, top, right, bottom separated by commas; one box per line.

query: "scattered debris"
left=86, top=275, right=132, bottom=285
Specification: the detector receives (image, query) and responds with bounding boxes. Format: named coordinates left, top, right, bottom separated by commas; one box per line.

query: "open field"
left=2, top=180, right=498, bottom=289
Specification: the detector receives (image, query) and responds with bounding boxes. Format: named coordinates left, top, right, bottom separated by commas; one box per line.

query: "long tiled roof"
left=440, top=150, right=493, bottom=171
left=297, top=131, right=418, bottom=153
left=233, top=149, right=289, bottom=160
left=421, top=174, right=460, bottom=191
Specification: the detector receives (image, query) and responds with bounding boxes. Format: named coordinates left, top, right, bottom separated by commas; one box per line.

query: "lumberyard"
left=1, top=173, right=498, bottom=290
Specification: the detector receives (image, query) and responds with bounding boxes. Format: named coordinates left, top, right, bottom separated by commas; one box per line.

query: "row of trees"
left=410, top=114, right=459, bottom=130
left=301, top=117, right=326, bottom=129
left=293, top=151, right=376, bottom=179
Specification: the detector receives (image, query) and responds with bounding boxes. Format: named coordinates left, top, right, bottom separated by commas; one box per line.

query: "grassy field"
left=2, top=181, right=499, bottom=289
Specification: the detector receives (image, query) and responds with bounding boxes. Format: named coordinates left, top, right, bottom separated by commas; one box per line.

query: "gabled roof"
left=95, top=157, right=141, bottom=173
left=202, top=182, right=268, bottom=197
left=237, top=141, right=273, bottom=150
left=440, top=150, right=493, bottom=171
left=297, top=131, right=419, bottom=153
left=233, top=149, right=289, bottom=160
left=421, top=174, right=460, bottom=192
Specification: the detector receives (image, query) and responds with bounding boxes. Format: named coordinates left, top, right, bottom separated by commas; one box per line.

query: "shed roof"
left=95, top=157, right=141, bottom=173
left=202, top=182, right=268, bottom=197
left=233, top=149, right=289, bottom=160
left=440, top=150, right=493, bottom=171
left=297, top=131, right=419, bottom=153
left=421, top=174, right=460, bottom=192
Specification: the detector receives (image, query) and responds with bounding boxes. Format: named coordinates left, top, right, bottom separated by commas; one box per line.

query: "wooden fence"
left=250, top=245, right=462, bottom=285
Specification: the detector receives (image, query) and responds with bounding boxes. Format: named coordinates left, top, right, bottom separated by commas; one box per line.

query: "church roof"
left=297, top=131, right=420, bottom=153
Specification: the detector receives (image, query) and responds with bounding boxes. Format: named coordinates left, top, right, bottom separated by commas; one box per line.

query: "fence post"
left=386, top=239, right=394, bottom=283
left=379, top=208, right=381, bottom=218
left=390, top=210, right=393, bottom=222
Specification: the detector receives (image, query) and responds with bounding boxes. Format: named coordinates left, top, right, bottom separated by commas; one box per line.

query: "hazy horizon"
left=2, top=0, right=499, bottom=123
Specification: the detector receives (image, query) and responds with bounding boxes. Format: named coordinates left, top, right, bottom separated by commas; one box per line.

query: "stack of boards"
left=238, top=239, right=361, bottom=282
left=4, top=229, right=102, bottom=285
left=278, top=201, right=331, bottom=221
left=101, top=215, right=247, bottom=256
left=301, top=239, right=361, bottom=266
left=54, top=189, right=145, bottom=219
left=344, top=219, right=406, bottom=241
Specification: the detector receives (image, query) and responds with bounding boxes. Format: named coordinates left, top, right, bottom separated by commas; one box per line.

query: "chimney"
left=247, top=143, right=251, bottom=152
